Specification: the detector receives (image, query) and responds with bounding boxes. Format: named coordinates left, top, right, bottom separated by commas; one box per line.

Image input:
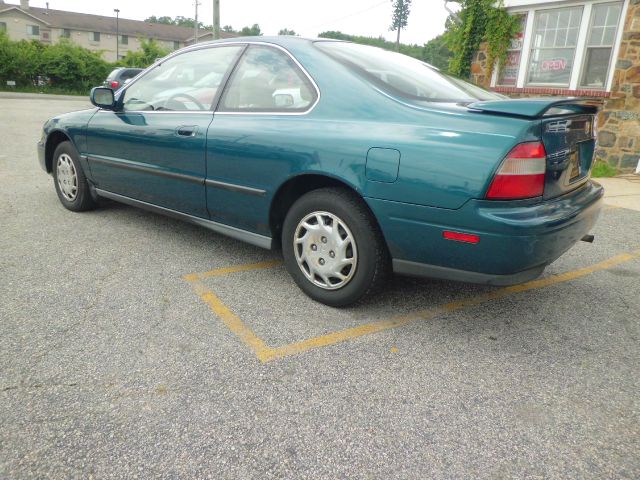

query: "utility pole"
left=194, top=0, right=201, bottom=43
left=213, top=0, right=220, bottom=40
left=114, top=8, right=120, bottom=60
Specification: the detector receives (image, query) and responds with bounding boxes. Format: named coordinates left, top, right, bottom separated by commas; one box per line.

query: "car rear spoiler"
left=467, top=97, right=604, bottom=119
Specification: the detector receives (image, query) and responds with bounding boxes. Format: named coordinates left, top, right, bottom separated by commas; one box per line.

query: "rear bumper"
left=367, top=180, right=604, bottom=284
left=392, top=259, right=545, bottom=286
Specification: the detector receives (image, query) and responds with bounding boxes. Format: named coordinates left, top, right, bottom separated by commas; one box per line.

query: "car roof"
left=185, top=36, right=340, bottom=49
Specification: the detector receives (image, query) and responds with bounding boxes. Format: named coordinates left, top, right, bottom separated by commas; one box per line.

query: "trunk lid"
left=468, top=97, right=602, bottom=199
left=540, top=114, right=596, bottom=199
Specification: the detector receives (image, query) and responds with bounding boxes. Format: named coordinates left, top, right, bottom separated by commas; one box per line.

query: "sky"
left=13, top=0, right=453, bottom=45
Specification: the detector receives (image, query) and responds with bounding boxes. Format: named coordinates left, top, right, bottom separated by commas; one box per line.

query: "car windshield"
left=315, top=41, right=504, bottom=103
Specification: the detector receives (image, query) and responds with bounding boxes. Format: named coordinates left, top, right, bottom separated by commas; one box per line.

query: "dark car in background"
left=103, top=67, right=144, bottom=90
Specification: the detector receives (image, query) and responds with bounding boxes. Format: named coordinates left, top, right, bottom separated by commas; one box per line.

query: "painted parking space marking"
left=184, top=248, right=640, bottom=363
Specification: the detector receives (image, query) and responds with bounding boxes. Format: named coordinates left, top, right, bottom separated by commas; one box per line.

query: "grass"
left=591, top=160, right=619, bottom=178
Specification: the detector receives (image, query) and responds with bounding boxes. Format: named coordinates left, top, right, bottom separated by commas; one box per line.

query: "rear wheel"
left=52, top=141, right=96, bottom=212
left=282, top=188, right=389, bottom=307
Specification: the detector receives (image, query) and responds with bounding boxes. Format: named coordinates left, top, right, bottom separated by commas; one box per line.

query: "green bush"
left=0, top=32, right=121, bottom=94
left=120, top=39, right=170, bottom=68
left=40, top=39, right=111, bottom=92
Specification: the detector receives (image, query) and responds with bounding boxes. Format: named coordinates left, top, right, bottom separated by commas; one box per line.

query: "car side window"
left=219, top=45, right=317, bottom=113
left=122, top=46, right=243, bottom=112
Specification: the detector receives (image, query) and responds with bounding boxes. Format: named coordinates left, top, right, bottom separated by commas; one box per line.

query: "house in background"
left=471, top=0, right=639, bottom=173
left=0, top=0, right=233, bottom=62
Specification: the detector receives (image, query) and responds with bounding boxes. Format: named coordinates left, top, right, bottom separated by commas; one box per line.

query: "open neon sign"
left=541, top=58, right=567, bottom=71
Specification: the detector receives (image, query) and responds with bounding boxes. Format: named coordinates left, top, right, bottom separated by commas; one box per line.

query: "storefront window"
left=498, top=14, right=527, bottom=86
left=527, top=6, right=583, bottom=86
left=580, top=2, right=622, bottom=88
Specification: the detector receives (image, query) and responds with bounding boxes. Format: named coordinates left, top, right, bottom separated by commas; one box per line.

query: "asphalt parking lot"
left=1, top=93, right=639, bottom=479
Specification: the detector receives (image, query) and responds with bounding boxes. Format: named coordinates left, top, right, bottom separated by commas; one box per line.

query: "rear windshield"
left=315, top=41, right=504, bottom=103
left=121, top=69, right=141, bottom=80
left=106, top=69, right=121, bottom=81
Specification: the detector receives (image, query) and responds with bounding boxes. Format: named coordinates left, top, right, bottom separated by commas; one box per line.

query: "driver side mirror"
left=90, top=87, right=116, bottom=110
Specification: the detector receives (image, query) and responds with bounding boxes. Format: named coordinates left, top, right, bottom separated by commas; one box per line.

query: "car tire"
left=282, top=187, right=390, bottom=307
left=52, top=141, right=96, bottom=212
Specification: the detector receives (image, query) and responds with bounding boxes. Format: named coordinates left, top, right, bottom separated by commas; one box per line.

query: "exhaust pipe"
left=581, top=234, right=595, bottom=243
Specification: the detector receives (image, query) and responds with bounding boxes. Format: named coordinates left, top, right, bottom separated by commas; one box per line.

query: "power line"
left=306, top=0, right=389, bottom=32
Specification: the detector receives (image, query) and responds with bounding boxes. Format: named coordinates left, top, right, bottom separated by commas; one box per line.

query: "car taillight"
left=485, top=142, right=546, bottom=200
left=110, top=81, right=120, bottom=89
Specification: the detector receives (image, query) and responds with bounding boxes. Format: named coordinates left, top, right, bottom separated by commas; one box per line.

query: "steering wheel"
left=164, top=93, right=206, bottom=111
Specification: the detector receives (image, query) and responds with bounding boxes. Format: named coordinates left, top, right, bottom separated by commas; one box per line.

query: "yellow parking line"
left=266, top=248, right=640, bottom=361
left=190, top=279, right=275, bottom=361
left=184, top=259, right=282, bottom=282
left=186, top=248, right=640, bottom=363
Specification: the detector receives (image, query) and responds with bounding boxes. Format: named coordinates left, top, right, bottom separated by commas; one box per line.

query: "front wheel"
left=282, top=188, right=389, bottom=307
left=52, top=141, right=96, bottom=212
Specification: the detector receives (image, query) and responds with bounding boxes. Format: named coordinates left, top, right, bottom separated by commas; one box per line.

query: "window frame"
left=120, top=34, right=128, bottom=45
left=118, top=44, right=247, bottom=114
left=217, top=44, right=320, bottom=114
left=492, top=0, right=627, bottom=92
left=118, top=42, right=320, bottom=116
left=26, top=24, right=40, bottom=36
left=525, top=5, right=584, bottom=87
left=90, top=31, right=100, bottom=43
left=60, top=28, right=71, bottom=38
left=497, top=13, right=528, bottom=86
left=578, top=1, right=623, bottom=89
left=0, top=22, right=7, bottom=33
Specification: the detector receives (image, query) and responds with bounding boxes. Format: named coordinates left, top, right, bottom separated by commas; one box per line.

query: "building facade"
left=471, top=0, right=640, bottom=173
left=0, top=0, right=231, bottom=62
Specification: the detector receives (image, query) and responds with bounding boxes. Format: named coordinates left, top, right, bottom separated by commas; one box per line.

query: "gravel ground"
left=1, top=95, right=639, bottom=479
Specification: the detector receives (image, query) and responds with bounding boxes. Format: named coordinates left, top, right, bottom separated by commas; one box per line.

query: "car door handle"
left=176, top=126, right=198, bottom=137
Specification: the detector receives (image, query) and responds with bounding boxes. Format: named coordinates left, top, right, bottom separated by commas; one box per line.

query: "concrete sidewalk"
left=597, top=175, right=640, bottom=212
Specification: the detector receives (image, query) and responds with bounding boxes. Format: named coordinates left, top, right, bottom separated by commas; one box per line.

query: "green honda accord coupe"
left=38, top=37, right=603, bottom=306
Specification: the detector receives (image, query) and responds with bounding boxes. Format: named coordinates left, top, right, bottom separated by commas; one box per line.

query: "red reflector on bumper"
left=443, top=231, right=480, bottom=244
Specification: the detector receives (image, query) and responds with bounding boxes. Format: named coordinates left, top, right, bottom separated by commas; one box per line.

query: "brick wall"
left=469, top=2, right=640, bottom=173
left=597, top=0, right=640, bottom=172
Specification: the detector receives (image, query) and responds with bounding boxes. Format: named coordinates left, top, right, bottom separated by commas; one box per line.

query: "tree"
left=174, top=16, right=204, bottom=29
left=239, top=24, right=262, bottom=36
left=121, top=38, right=170, bottom=68
left=144, top=15, right=174, bottom=25
left=422, top=34, right=453, bottom=70
left=278, top=28, right=297, bottom=36
left=390, top=0, right=412, bottom=51
left=144, top=15, right=204, bottom=29
left=446, top=0, right=520, bottom=79
left=222, top=25, right=236, bottom=33
left=318, top=31, right=427, bottom=61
